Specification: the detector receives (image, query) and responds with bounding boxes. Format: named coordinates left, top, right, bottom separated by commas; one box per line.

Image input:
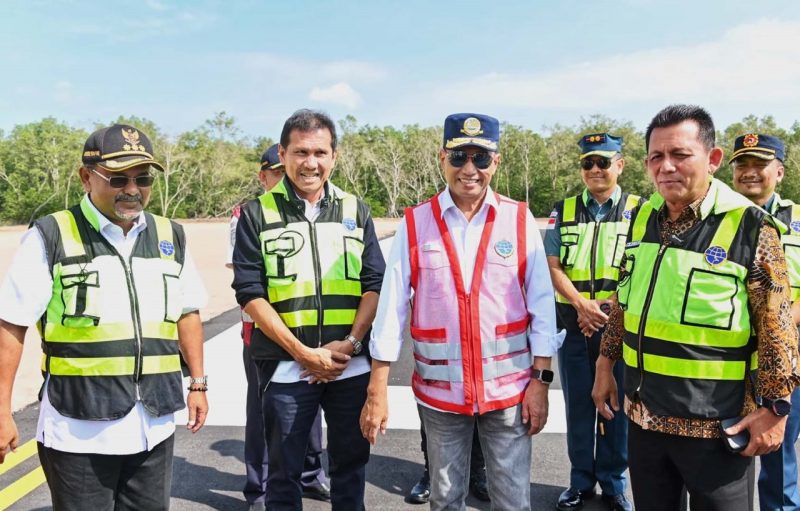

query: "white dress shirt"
left=370, top=187, right=564, bottom=371
left=0, top=195, right=208, bottom=454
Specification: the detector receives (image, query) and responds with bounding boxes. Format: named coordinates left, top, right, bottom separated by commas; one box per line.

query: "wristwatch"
left=188, top=375, right=208, bottom=386
left=531, top=369, right=554, bottom=385
left=345, top=334, right=363, bottom=355
left=762, top=397, right=792, bottom=417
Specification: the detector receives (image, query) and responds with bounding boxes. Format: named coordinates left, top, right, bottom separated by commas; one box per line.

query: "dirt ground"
left=1, top=218, right=402, bottom=412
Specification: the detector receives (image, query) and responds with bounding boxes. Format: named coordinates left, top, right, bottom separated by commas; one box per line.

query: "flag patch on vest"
left=342, top=218, right=357, bottom=231
left=704, top=245, right=727, bottom=266
left=791, top=221, right=800, bottom=233
left=159, top=240, right=175, bottom=256
left=546, top=209, right=558, bottom=230
left=494, top=240, right=514, bottom=258
left=623, top=209, right=632, bottom=220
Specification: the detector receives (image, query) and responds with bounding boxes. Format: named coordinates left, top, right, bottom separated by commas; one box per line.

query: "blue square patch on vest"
left=623, top=209, right=632, bottom=220
left=704, top=245, right=727, bottom=266
left=791, top=221, right=800, bottom=233
left=342, top=218, right=357, bottom=231
left=494, top=240, right=514, bottom=258
left=159, top=240, right=175, bottom=257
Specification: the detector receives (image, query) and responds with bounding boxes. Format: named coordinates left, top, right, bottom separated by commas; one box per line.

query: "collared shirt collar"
left=438, top=186, right=498, bottom=219
left=764, top=193, right=778, bottom=214
left=80, top=193, right=146, bottom=236
left=581, top=185, right=621, bottom=208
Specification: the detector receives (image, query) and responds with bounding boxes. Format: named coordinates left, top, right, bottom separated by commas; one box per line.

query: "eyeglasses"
left=447, top=150, right=494, bottom=170
left=580, top=156, right=618, bottom=171
left=89, top=167, right=155, bottom=188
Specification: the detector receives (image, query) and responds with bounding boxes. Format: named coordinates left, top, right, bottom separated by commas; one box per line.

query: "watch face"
left=540, top=369, right=554, bottom=384
left=773, top=399, right=792, bottom=416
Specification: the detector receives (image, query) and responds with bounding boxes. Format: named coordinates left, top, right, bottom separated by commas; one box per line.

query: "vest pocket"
left=681, top=268, right=738, bottom=329
left=163, top=274, right=182, bottom=323
left=343, top=236, right=364, bottom=281
left=60, top=270, right=101, bottom=327
left=560, top=232, right=579, bottom=268
left=616, top=250, right=636, bottom=310
left=418, top=248, right=451, bottom=298
left=783, top=241, right=800, bottom=300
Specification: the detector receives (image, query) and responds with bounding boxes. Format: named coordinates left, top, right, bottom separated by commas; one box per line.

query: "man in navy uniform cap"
left=545, top=133, right=637, bottom=511
left=362, top=113, right=563, bottom=510
left=730, top=133, right=800, bottom=511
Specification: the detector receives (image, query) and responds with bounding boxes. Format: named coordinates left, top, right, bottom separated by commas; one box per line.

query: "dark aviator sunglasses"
left=580, top=156, right=618, bottom=171
left=89, top=167, right=155, bottom=188
left=447, top=150, right=494, bottom=170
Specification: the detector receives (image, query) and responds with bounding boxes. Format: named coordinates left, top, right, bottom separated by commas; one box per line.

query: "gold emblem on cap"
left=743, top=134, right=759, bottom=148
left=121, top=128, right=146, bottom=152
left=461, top=117, right=483, bottom=136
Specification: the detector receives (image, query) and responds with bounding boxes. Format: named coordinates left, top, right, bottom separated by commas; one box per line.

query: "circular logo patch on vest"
left=159, top=240, right=175, bottom=256
left=791, top=221, right=800, bottom=233
left=494, top=240, right=514, bottom=258
left=704, top=245, right=727, bottom=266
left=342, top=218, right=356, bottom=231
left=623, top=209, right=632, bottom=220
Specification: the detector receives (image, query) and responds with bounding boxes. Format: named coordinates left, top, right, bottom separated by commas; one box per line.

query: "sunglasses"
left=580, top=156, right=618, bottom=171
left=89, top=167, right=155, bottom=188
left=447, top=150, right=494, bottom=170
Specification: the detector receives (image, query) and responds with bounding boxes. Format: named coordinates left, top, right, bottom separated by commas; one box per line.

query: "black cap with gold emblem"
left=82, top=124, right=165, bottom=172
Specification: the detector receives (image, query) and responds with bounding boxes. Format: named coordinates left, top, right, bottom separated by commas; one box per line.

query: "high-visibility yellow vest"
left=616, top=179, right=768, bottom=419
left=243, top=180, right=366, bottom=360
left=769, top=194, right=800, bottom=302
left=35, top=195, right=185, bottom=420
left=554, top=190, right=641, bottom=331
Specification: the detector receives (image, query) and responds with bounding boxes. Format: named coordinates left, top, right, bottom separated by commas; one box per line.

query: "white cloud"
left=236, top=53, right=387, bottom=85
left=309, top=82, right=362, bottom=109
left=429, top=19, right=800, bottom=111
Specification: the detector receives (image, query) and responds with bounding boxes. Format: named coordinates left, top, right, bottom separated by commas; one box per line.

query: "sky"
left=2, top=0, right=800, bottom=139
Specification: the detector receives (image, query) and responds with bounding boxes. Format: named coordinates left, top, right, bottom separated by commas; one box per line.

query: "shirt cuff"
left=529, top=330, right=566, bottom=357
left=368, top=336, right=404, bottom=362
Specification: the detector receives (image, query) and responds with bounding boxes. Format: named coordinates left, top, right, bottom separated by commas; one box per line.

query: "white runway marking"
left=177, top=322, right=568, bottom=433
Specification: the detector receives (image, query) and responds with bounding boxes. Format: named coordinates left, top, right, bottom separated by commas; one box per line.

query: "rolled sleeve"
left=369, top=217, right=411, bottom=362
left=231, top=203, right=268, bottom=307
left=524, top=210, right=565, bottom=356
left=179, top=246, right=208, bottom=313
left=359, top=213, right=386, bottom=294
left=543, top=211, right=561, bottom=257
left=0, top=228, right=53, bottom=327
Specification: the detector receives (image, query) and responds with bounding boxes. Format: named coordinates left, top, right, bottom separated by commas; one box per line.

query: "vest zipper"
left=589, top=219, right=601, bottom=300
left=117, top=256, right=143, bottom=401
left=306, top=205, right=325, bottom=347
left=634, top=242, right=668, bottom=397
left=465, top=294, right=477, bottom=412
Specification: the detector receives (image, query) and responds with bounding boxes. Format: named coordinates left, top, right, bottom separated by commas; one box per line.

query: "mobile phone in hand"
left=719, top=417, right=750, bottom=453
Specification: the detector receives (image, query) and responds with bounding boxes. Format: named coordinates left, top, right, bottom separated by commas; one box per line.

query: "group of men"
left=0, top=103, right=798, bottom=511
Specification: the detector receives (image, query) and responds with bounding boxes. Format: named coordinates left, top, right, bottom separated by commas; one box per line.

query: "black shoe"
left=556, top=487, right=596, bottom=510
left=469, top=469, right=490, bottom=502
left=407, top=471, right=430, bottom=504
left=601, top=493, right=632, bottom=511
left=302, top=481, right=331, bottom=502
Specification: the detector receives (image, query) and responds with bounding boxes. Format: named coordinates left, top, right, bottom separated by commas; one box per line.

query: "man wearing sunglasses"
left=0, top=124, right=209, bottom=510
left=361, top=113, right=563, bottom=510
left=545, top=133, right=638, bottom=511
left=729, top=133, right=800, bottom=511
left=226, top=143, right=329, bottom=511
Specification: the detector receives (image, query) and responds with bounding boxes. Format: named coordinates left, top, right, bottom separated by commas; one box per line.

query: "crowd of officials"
left=0, top=103, right=798, bottom=511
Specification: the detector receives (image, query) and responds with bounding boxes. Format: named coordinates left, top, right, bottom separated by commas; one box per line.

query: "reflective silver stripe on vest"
left=481, top=331, right=528, bottom=358
left=413, top=341, right=461, bottom=361
left=414, top=360, right=465, bottom=382
left=481, top=351, right=532, bottom=380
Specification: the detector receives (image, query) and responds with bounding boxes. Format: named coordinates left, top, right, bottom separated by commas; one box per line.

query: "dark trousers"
left=558, top=329, right=627, bottom=496
left=419, top=420, right=485, bottom=477
left=758, top=386, right=800, bottom=511
left=259, top=366, right=370, bottom=511
left=37, top=434, right=174, bottom=511
left=628, top=420, right=754, bottom=511
left=243, top=347, right=326, bottom=504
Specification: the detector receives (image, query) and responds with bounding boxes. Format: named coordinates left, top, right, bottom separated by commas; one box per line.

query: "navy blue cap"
left=578, top=133, right=623, bottom=159
left=443, top=113, right=500, bottom=151
left=729, top=133, right=785, bottom=163
left=260, top=144, right=283, bottom=171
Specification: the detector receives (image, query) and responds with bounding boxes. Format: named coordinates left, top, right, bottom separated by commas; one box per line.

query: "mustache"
left=115, top=193, right=142, bottom=203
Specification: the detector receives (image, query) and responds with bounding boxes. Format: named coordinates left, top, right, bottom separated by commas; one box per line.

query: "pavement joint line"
left=0, top=466, right=46, bottom=510
left=0, top=438, right=37, bottom=476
